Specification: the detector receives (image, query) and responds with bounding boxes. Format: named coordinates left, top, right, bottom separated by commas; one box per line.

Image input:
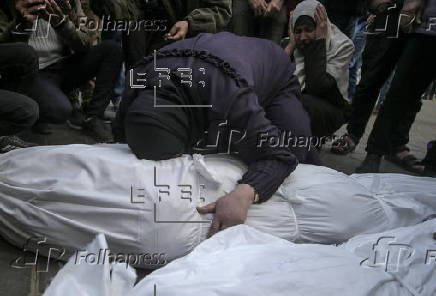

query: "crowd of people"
left=1, top=0, right=435, bottom=180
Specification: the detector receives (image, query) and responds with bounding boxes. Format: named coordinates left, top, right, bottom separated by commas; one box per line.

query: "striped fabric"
left=28, top=19, right=66, bottom=69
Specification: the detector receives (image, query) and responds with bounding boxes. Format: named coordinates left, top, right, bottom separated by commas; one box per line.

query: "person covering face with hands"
left=286, top=0, right=354, bottom=138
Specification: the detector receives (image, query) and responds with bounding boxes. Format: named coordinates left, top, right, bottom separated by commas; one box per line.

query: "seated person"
left=285, top=0, right=354, bottom=138
left=115, top=32, right=320, bottom=237
left=0, top=43, right=39, bottom=153
left=0, top=0, right=123, bottom=142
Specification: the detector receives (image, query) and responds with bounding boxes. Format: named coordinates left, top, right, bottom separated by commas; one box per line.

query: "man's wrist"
left=235, top=184, right=257, bottom=204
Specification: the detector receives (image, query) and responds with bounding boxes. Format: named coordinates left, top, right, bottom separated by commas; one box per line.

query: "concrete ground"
left=1, top=100, right=435, bottom=296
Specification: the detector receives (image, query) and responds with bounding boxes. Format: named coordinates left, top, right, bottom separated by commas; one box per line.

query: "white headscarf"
left=290, top=0, right=354, bottom=101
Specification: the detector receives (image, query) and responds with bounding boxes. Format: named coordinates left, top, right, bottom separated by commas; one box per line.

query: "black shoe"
left=355, top=154, right=382, bottom=173
left=67, top=110, right=85, bottom=130
left=0, top=135, right=38, bottom=154
left=83, top=116, right=113, bottom=143
left=32, top=123, right=52, bottom=135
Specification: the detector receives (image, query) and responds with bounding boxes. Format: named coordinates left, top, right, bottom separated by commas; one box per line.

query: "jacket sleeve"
left=227, top=87, right=298, bottom=203
left=0, top=8, right=11, bottom=43
left=0, top=19, right=17, bottom=43
left=301, top=39, right=349, bottom=108
left=186, top=0, right=232, bottom=35
left=54, top=1, right=91, bottom=53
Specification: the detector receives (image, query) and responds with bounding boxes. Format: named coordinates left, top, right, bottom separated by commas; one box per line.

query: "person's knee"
left=5, top=93, right=39, bottom=131
left=14, top=43, right=38, bottom=64
left=42, top=100, right=72, bottom=124
left=20, top=96, right=39, bottom=127
left=0, top=43, right=38, bottom=79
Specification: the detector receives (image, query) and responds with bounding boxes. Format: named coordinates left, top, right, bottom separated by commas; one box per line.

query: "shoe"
left=32, top=122, right=52, bottom=135
left=82, top=116, right=113, bottom=143
left=331, top=134, right=357, bottom=155
left=0, top=135, right=38, bottom=154
left=385, top=151, right=424, bottom=174
left=67, top=110, right=85, bottom=130
left=104, top=102, right=117, bottom=122
left=355, top=154, right=382, bottom=173
left=104, top=97, right=122, bottom=122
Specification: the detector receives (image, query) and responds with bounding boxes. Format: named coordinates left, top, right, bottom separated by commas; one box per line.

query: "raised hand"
left=15, top=0, right=46, bottom=24
left=248, top=0, right=268, bottom=17
left=314, top=4, right=328, bottom=40
left=39, top=0, right=71, bottom=27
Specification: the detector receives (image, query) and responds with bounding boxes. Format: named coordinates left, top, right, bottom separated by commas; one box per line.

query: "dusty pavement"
left=0, top=99, right=435, bottom=296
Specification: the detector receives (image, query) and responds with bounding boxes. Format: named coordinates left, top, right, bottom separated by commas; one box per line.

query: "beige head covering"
left=290, top=0, right=354, bottom=100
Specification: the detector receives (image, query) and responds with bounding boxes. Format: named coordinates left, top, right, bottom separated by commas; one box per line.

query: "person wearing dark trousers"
left=0, top=0, right=123, bottom=142
left=0, top=90, right=39, bottom=153
left=331, top=34, right=407, bottom=154
left=0, top=43, right=39, bottom=153
left=357, top=33, right=436, bottom=173
left=23, top=40, right=123, bottom=134
left=356, top=0, right=436, bottom=173
left=331, top=0, right=419, bottom=156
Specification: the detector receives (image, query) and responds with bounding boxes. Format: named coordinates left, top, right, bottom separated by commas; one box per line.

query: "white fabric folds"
left=0, top=144, right=435, bottom=268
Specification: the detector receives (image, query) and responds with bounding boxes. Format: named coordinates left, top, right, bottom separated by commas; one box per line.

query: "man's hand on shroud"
left=197, top=184, right=255, bottom=238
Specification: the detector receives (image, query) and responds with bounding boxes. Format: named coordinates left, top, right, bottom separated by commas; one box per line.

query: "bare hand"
left=39, top=0, right=71, bottom=27
left=265, top=0, right=283, bottom=17
left=166, top=21, right=189, bottom=40
left=248, top=0, right=268, bottom=17
left=400, top=0, right=425, bottom=32
left=367, top=14, right=376, bottom=25
left=314, top=4, right=328, bottom=39
left=15, top=0, right=46, bottom=24
left=197, top=184, right=255, bottom=238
